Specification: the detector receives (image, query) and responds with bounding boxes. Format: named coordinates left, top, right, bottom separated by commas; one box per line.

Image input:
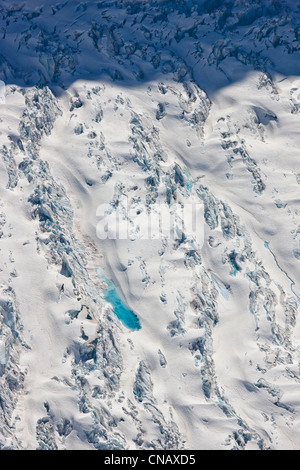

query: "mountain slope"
left=0, top=0, right=300, bottom=450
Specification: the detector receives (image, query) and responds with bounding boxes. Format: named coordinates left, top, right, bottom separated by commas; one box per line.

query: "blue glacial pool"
left=98, top=268, right=141, bottom=331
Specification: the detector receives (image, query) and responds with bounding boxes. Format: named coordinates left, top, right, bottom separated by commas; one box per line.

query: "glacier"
left=0, top=0, right=299, bottom=451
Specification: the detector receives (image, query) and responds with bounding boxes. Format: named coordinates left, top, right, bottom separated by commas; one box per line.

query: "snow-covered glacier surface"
left=1, top=0, right=300, bottom=450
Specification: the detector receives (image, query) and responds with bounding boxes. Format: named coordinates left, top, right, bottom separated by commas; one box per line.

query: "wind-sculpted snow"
left=0, top=0, right=300, bottom=451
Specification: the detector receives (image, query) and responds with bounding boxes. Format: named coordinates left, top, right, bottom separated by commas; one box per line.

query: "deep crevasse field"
left=0, top=0, right=300, bottom=450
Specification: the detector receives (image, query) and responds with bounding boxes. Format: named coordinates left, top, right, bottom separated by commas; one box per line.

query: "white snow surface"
left=0, top=0, right=300, bottom=450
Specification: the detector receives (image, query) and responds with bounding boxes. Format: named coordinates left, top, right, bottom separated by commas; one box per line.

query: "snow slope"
left=0, top=0, right=300, bottom=450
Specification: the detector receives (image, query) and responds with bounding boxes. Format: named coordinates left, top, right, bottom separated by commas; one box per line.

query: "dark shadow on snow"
left=0, top=0, right=299, bottom=98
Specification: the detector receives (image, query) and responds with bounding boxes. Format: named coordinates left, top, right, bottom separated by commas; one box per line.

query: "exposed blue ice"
left=98, top=268, right=141, bottom=330
left=185, top=170, right=194, bottom=195
left=229, top=251, right=240, bottom=276
left=211, top=274, right=229, bottom=300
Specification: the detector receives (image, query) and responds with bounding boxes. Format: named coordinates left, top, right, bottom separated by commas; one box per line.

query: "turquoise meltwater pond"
left=98, top=268, right=141, bottom=331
